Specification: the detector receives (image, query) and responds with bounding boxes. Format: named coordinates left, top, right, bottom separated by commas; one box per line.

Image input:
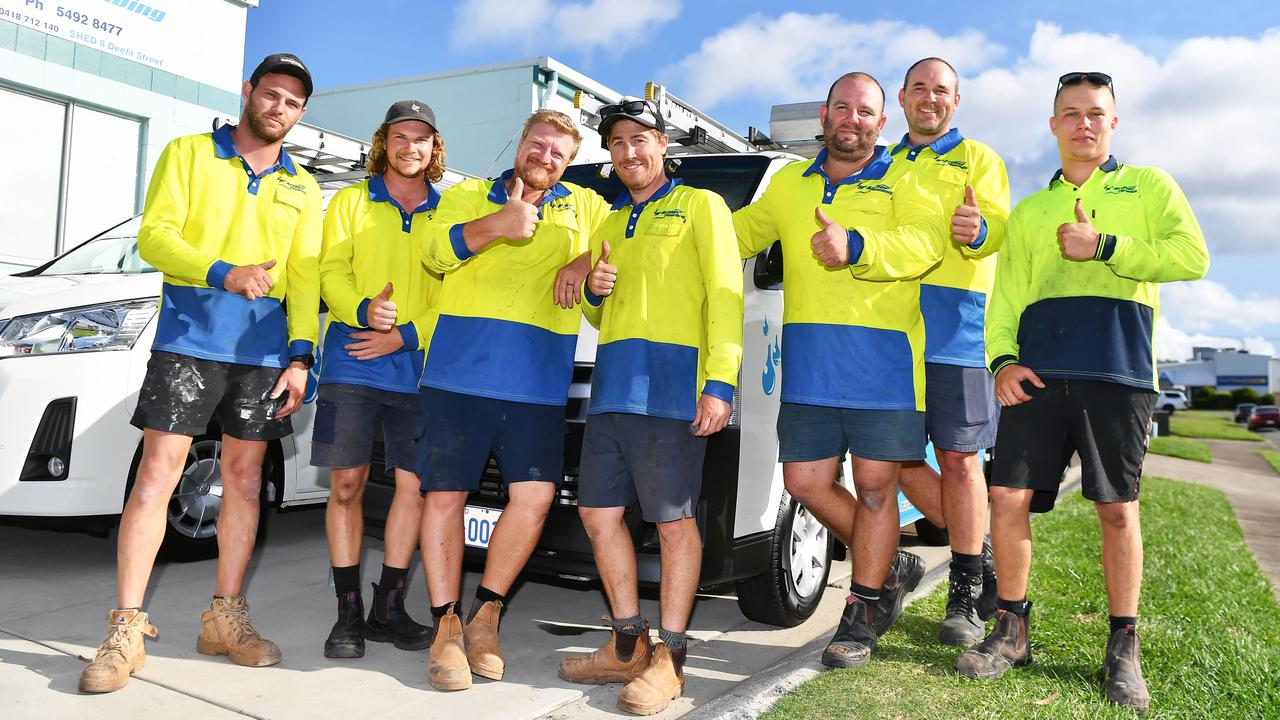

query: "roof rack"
left=212, top=117, right=369, bottom=176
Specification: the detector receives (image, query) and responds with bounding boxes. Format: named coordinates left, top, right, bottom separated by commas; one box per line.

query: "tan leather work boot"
left=617, top=643, right=684, bottom=715
left=429, top=606, right=471, bottom=691
left=196, top=595, right=281, bottom=667
left=559, top=618, right=652, bottom=685
left=78, top=609, right=158, bottom=693
left=463, top=599, right=504, bottom=680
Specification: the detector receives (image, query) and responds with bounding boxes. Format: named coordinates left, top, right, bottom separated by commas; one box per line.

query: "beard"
left=822, top=119, right=878, bottom=163
left=387, top=155, right=426, bottom=180
left=245, top=105, right=290, bottom=144
left=516, top=157, right=560, bottom=192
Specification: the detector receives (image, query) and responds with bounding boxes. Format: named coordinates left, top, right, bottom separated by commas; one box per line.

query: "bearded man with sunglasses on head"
left=956, top=72, right=1208, bottom=713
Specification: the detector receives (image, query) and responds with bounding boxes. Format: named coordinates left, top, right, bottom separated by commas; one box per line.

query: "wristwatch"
left=288, top=353, right=315, bottom=369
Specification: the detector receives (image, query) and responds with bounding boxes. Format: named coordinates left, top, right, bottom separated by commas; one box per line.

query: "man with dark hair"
left=556, top=98, right=743, bottom=715
left=79, top=53, right=321, bottom=693
left=889, top=57, right=1011, bottom=648
left=956, top=72, right=1208, bottom=713
left=417, top=109, right=609, bottom=691
left=315, top=100, right=445, bottom=659
left=734, top=72, right=947, bottom=670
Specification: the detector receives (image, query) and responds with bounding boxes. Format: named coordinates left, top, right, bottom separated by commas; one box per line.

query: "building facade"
left=1159, top=347, right=1278, bottom=395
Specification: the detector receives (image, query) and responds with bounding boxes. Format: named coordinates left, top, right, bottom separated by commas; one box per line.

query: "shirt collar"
left=802, top=146, right=892, bottom=183
left=1048, top=155, right=1121, bottom=187
left=211, top=123, right=297, bottom=175
left=368, top=173, right=441, bottom=212
left=487, top=168, right=570, bottom=206
left=889, top=127, right=964, bottom=157
left=611, top=176, right=681, bottom=211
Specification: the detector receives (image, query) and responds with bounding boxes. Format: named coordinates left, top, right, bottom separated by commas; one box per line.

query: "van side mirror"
left=753, top=240, right=783, bottom=290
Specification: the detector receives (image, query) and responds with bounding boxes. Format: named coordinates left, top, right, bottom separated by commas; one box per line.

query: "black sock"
left=1110, top=615, right=1137, bottom=635
left=996, top=597, right=1031, bottom=616
left=950, top=551, right=983, bottom=575
left=430, top=602, right=455, bottom=619
left=613, top=615, right=644, bottom=661
left=476, top=585, right=506, bottom=604
left=850, top=582, right=881, bottom=603
left=378, top=564, right=408, bottom=591
left=332, top=564, right=361, bottom=597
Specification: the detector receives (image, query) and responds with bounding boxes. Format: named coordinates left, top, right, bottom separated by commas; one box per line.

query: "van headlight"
left=0, top=298, right=157, bottom=357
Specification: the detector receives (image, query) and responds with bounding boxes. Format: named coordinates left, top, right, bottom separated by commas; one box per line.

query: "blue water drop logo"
left=761, top=319, right=781, bottom=395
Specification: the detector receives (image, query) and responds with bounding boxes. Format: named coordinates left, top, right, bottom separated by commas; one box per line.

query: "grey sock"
left=658, top=627, right=686, bottom=650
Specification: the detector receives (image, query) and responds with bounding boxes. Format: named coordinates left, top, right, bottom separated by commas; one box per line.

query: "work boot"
left=365, top=580, right=432, bottom=651
left=978, top=537, right=998, bottom=620
left=463, top=598, right=504, bottom=680
left=428, top=604, right=471, bottom=691
left=617, top=642, right=684, bottom=715
left=78, top=609, right=158, bottom=693
left=873, top=550, right=925, bottom=636
left=196, top=595, right=281, bottom=667
left=821, top=596, right=878, bottom=668
left=559, top=617, right=653, bottom=684
left=955, top=605, right=1032, bottom=679
left=1102, top=625, right=1151, bottom=713
left=939, top=570, right=985, bottom=647
left=323, top=590, right=365, bottom=659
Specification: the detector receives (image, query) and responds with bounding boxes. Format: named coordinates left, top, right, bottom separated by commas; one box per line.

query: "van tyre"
left=737, top=492, right=833, bottom=627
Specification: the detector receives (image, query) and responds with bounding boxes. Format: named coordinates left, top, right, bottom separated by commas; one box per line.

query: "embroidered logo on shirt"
left=652, top=209, right=687, bottom=221
left=934, top=158, right=969, bottom=170
left=855, top=182, right=894, bottom=196
left=278, top=180, right=308, bottom=194
left=1102, top=184, right=1139, bottom=194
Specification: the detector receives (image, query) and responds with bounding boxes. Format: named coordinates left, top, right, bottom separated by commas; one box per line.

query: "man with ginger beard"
left=416, top=109, right=610, bottom=691
left=733, top=72, right=948, bottom=669
left=555, top=99, right=743, bottom=715
left=314, top=100, right=447, bottom=660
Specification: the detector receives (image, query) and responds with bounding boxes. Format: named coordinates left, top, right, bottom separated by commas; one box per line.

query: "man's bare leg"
left=116, top=429, right=194, bottom=608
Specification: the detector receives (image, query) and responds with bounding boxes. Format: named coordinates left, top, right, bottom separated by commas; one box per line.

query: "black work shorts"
left=990, top=378, right=1154, bottom=512
left=577, top=412, right=707, bottom=523
left=310, top=383, right=419, bottom=471
left=130, top=350, right=293, bottom=441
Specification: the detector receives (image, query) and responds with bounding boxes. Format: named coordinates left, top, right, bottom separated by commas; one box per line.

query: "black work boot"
left=955, top=605, right=1032, bottom=679
left=324, top=590, right=365, bottom=658
left=821, top=596, right=878, bottom=668
left=939, top=570, right=985, bottom=647
left=365, top=580, right=432, bottom=651
left=873, top=550, right=925, bottom=636
left=978, top=537, right=998, bottom=620
left=1102, top=625, right=1151, bottom=713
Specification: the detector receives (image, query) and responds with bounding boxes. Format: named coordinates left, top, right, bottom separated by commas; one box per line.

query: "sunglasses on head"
left=1057, top=71, right=1114, bottom=90
left=600, top=99, right=656, bottom=119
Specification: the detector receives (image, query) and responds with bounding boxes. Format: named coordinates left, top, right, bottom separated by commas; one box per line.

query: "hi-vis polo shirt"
left=420, top=170, right=610, bottom=405
left=734, top=147, right=948, bottom=412
left=318, top=174, right=442, bottom=395
left=887, top=128, right=1011, bottom=367
left=581, top=178, right=744, bottom=421
left=138, top=124, right=322, bottom=368
left=986, top=157, right=1209, bottom=390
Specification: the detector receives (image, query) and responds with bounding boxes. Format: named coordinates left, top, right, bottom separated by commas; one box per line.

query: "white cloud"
left=450, top=0, right=680, bottom=54
left=1159, top=279, right=1280, bottom=334
left=1155, top=317, right=1275, bottom=362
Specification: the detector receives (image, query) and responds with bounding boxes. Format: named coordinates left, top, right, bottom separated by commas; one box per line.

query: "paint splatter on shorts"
left=130, top=351, right=292, bottom=440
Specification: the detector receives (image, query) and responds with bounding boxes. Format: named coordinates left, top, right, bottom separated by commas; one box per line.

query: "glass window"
left=64, top=108, right=141, bottom=247
left=0, top=87, right=65, bottom=262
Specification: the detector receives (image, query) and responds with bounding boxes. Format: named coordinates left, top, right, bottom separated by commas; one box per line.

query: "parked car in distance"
left=1248, top=406, right=1279, bottom=431
left=1157, top=389, right=1189, bottom=412
left=1235, top=403, right=1258, bottom=423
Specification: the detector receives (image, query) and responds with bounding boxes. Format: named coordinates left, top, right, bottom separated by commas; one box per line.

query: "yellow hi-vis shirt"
left=420, top=170, right=610, bottom=405
left=887, top=128, right=1011, bottom=367
left=581, top=178, right=744, bottom=421
left=318, top=174, right=443, bottom=394
left=139, top=123, right=322, bottom=367
left=733, top=147, right=947, bottom=411
left=987, top=156, right=1209, bottom=390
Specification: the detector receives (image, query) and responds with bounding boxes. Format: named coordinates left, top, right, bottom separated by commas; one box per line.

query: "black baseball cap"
left=598, top=97, right=665, bottom=148
left=383, top=100, right=438, bottom=133
left=250, top=53, right=313, bottom=99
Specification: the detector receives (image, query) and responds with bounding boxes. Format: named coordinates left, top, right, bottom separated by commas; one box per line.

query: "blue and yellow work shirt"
left=887, top=129, right=1011, bottom=367
left=139, top=124, right=322, bottom=367
left=734, top=147, right=947, bottom=411
left=318, top=174, right=442, bottom=394
left=420, top=170, right=610, bottom=405
left=582, top=178, right=744, bottom=421
left=986, top=157, right=1209, bottom=390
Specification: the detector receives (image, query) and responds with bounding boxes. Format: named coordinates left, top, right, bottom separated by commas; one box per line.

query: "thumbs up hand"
left=951, top=185, right=984, bottom=246
left=810, top=207, right=850, bottom=267
left=368, top=281, right=397, bottom=330
left=495, top=175, right=539, bottom=241
left=223, top=258, right=277, bottom=300
left=1057, top=197, right=1100, bottom=260
left=587, top=241, right=618, bottom=297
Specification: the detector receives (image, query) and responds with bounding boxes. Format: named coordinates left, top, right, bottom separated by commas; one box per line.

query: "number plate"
left=463, top=505, right=501, bottom=549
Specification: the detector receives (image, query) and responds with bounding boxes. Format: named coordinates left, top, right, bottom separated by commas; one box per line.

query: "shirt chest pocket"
left=1092, top=197, right=1149, bottom=239
left=504, top=209, right=580, bottom=269
left=933, top=167, right=969, bottom=205
left=641, top=219, right=688, bottom=271
left=269, top=184, right=307, bottom=240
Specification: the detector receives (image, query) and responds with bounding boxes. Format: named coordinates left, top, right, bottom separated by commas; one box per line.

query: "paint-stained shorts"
left=130, top=350, right=293, bottom=441
left=577, top=412, right=707, bottom=523
left=310, top=383, right=419, bottom=471
left=416, top=387, right=565, bottom=492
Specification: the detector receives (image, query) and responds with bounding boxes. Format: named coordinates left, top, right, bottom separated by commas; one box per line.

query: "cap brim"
left=259, top=65, right=313, bottom=98
left=385, top=116, right=438, bottom=132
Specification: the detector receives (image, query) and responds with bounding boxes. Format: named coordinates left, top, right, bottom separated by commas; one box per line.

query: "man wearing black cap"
left=80, top=53, right=322, bottom=694
left=314, top=100, right=446, bottom=660
left=557, top=98, right=743, bottom=715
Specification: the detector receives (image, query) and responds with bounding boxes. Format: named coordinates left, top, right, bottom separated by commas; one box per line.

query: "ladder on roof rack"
left=212, top=117, right=369, bottom=177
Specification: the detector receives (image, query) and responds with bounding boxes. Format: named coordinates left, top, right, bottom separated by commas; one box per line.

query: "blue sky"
left=244, top=1, right=1280, bottom=359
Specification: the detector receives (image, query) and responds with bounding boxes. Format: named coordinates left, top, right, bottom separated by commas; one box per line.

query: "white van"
left=1157, top=389, right=1189, bottom=412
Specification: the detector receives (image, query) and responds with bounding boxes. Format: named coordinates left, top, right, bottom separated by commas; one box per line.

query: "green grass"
left=1169, top=410, right=1262, bottom=442
left=763, top=478, right=1280, bottom=720
left=1262, top=451, right=1280, bottom=478
left=1147, top=436, right=1212, bottom=463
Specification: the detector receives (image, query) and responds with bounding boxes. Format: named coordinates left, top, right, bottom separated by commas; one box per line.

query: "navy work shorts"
left=310, top=383, right=419, bottom=471
left=577, top=412, right=707, bottom=523
left=777, top=402, right=925, bottom=462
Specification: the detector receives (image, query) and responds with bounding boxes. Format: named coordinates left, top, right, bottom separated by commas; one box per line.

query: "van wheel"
left=914, top=517, right=950, bottom=547
left=736, top=492, right=833, bottom=627
left=1162, top=404, right=1175, bottom=413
